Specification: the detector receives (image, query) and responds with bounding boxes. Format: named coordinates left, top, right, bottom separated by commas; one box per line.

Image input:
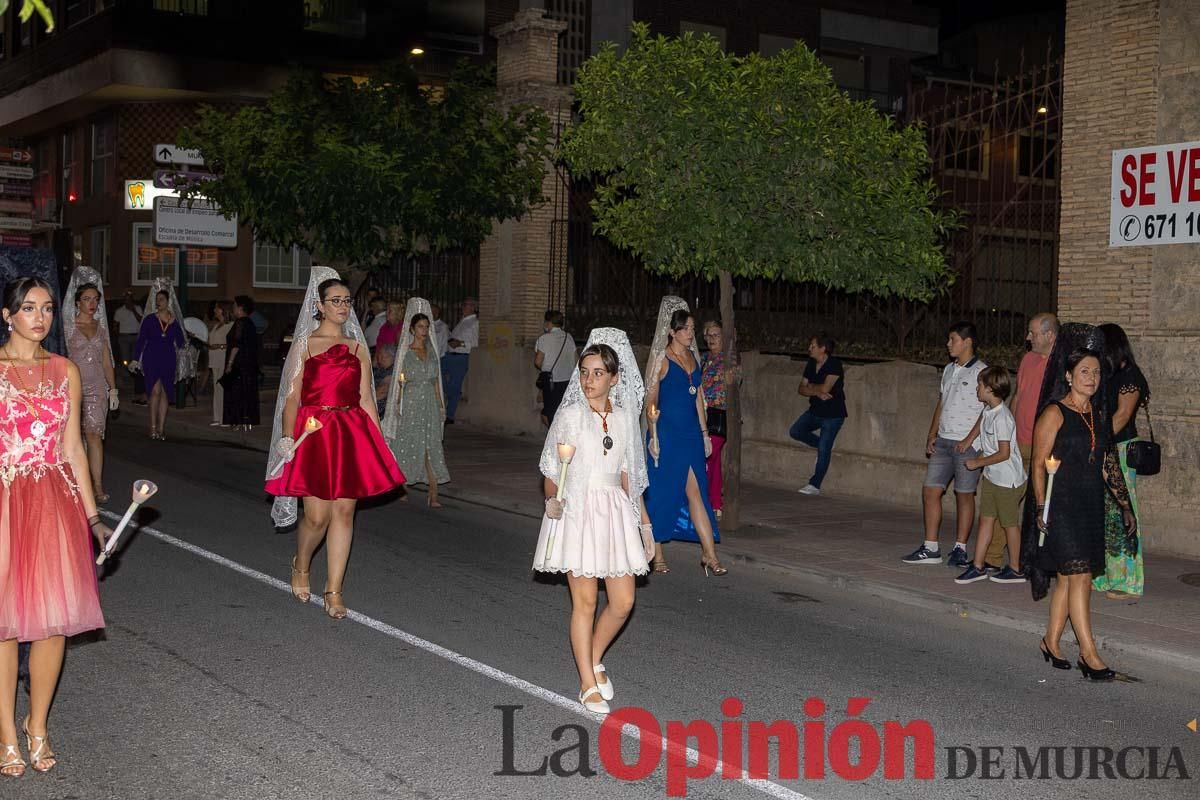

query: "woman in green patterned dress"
left=382, top=298, right=450, bottom=508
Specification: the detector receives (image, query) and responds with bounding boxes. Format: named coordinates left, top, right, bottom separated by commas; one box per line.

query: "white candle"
left=1040, top=455, right=1061, bottom=546
left=648, top=404, right=661, bottom=468
left=554, top=443, right=576, bottom=501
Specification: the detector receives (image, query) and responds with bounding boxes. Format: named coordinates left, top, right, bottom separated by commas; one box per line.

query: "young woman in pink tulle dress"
left=0, top=278, right=108, bottom=778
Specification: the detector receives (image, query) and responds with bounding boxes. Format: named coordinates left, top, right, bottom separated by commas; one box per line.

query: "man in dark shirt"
left=788, top=333, right=848, bottom=495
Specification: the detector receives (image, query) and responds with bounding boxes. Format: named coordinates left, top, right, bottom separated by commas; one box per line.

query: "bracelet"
left=88, top=515, right=101, bottom=526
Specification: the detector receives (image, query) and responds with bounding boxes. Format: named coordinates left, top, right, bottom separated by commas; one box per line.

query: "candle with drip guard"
left=545, top=443, right=577, bottom=561
left=1040, top=455, right=1061, bottom=546
left=648, top=404, right=661, bottom=467
left=96, top=480, right=160, bottom=565
left=554, top=443, right=576, bottom=501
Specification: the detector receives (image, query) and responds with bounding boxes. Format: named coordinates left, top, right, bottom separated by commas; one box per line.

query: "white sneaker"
left=798, top=484, right=820, bottom=496
left=579, top=686, right=610, bottom=714
left=593, top=663, right=614, bottom=700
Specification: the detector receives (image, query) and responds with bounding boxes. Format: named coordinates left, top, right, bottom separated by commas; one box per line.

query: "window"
left=89, top=226, right=110, bottom=280
left=153, top=0, right=209, bottom=14
left=61, top=130, right=78, bottom=203
left=132, top=223, right=177, bottom=284
left=89, top=119, right=115, bottom=197
left=254, top=239, right=312, bottom=288
left=679, top=21, right=726, bottom=50
left=187, top=249, right=219, bottom=287
left=66, top=0, right=106, bottom=27
left=32, top=139, right=54, bottom=222
left=934, top=123, right=990, bottom=178
left=1017, top=133, right=1058, bottom=182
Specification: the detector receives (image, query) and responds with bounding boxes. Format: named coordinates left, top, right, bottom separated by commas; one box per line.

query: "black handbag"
left=706, top=408, right=728, bottom=438
left=1125, top=404, right=1160, bottom=476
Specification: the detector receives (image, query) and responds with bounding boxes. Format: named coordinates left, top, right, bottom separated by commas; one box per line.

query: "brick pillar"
left=479, top=8, right=572, bottom=349
left=1059, top=0, right=1200, bottom=557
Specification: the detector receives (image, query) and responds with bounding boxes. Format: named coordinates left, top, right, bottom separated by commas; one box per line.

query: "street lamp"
left=410, top=46, right=425, bottom=56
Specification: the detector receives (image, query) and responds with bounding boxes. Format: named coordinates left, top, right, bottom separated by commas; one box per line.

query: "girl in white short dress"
left=533, top=328, right=653, bottom=715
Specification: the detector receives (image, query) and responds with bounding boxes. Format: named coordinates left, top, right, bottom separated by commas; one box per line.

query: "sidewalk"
left=118, top=393, right=1200, bottom=674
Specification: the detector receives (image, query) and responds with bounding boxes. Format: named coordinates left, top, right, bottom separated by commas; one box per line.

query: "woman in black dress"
left=1023, top=324, right=1136, bottom=681
left=222, top=295, right=260, bottom=431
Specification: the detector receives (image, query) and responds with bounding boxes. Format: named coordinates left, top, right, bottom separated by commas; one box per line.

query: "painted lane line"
left=101, top=511, right=818, bottom=800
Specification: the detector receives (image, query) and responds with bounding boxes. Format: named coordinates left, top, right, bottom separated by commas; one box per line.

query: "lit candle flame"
left=132, top=479, right=158, bottom=503
left=648, top=404, right=660, bottom=421
left=1045, top=455, right=1061, bottom=475
left=304, top=416, right=320, bottom=433
left=557, top=443, right=577, bottom=463
left=399, top=372, right=407, bottom=384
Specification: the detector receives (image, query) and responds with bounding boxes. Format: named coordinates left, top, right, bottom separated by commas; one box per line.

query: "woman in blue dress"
left=643, top=296, right=727, bottom=576
left=132, top=280, right=185, bottom=440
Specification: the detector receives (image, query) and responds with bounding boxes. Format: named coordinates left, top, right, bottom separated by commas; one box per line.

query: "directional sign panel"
left=0, top=147, right=32, bottom=163
left=153, top=169, right=216, bottom=190
left=154, top=144, right=205, bottom=166
left=154, top=197, right=237, bottom=248
left=0, top=216, right=34, bottom=231
left=0, top=165, right=34, bottom=181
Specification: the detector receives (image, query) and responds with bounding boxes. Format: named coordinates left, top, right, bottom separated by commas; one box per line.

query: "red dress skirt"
left=264, top=344, right=405, bottom=501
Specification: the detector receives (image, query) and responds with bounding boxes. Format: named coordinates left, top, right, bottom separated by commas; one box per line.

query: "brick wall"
left=1059, top=0, right=1200, bottom=557
left=1058, top=0, right=1158, bottom=332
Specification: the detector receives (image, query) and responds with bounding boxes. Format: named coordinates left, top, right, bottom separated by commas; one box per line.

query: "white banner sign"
left=153, top=197, right=238, bottom=248
left=1110, top=140, right=1200, bottom=246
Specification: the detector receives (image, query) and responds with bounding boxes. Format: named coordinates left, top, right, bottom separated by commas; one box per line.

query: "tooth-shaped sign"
left=127, top=181, right=146, bottom=208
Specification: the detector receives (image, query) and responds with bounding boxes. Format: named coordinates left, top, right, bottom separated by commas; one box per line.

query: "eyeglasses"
left=323, top=297, right=353, bottom=307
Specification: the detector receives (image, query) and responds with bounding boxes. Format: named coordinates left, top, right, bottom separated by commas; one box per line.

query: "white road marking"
left=101, top=510, right=819, bottom=800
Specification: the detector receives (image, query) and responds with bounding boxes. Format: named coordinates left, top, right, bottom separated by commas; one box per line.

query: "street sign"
left=154, top=144, right=205, bottom=166
left=0, top=147, right=32, bottom=164
left=0, top=216, right=34, bottom=231
left=0, top=165, right=34, bottom=181
left=0, top=234, right=31, bottom=246
left=153, top=169, right=215, bottom=190
left=0, top=182, right=33, bottom=197
left=153, top=197, right=237, bottom=248
left=0, top=198, right=32, bottom=214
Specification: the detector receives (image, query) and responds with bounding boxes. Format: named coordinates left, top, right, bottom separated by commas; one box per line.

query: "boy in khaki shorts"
left=955, top=366, right=1028, bottom=584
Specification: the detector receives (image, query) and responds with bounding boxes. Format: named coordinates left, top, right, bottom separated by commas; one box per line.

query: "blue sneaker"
left=989, top=566, right=1027, bottom=584
left=901, top=545, right=942, bottom=565
left=946, top=547, right=971, bottom=568
left=954, top=564, right=990, bottom=584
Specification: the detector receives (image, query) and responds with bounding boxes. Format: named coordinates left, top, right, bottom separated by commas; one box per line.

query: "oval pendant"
left=30, top=420, right=46, bottom=437
left=602, top=435, right=614, bottom=451
left=689, top=386, right=697, bottom=396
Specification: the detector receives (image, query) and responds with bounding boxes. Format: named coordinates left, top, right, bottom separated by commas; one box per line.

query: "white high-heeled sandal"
left=593, top=663, right=614, bottom=701
left=579, top=686, right=610, bottom=714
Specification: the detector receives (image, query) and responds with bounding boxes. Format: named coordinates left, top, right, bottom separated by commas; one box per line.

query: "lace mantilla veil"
left=266, top=266, right=371, bottom=527
left=62, top=266, right=113, bottom=368
left=141, top=277, right=194, bottom=382
left=381, top=296, right=443, bottom=438
left=539, top=327, right=648, bottom=519
left=643, top=295, right=706, bottom=416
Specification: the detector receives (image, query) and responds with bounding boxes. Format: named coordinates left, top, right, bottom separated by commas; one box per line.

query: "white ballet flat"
left=579, top=686, right=610, bottom=714
left=593, top=663, right=614, bottom=701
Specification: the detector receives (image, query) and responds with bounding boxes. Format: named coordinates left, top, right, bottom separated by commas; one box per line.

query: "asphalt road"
left=9, top=414, right=1198, bottom=800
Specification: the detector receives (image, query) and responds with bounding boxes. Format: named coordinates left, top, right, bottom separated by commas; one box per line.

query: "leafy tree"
left=563, top=24, right=956, bottom=529
left=178, top=63, right=552, bottom=268
left=0, top=1, right=53, bottom=32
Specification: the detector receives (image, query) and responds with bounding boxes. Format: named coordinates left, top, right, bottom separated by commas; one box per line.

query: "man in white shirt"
left=441, top=297, right=479, bottom=424
left=534, top=310, right=577, bottom=426
left=112, top=291, right=145, bottom=402
left=431, top=303, right=450, bottom=357
left=363, top=298, right=387, bottom=348
left=902, top=321, right=987, bottom=567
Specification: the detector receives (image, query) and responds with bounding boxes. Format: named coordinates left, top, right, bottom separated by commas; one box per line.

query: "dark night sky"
left=925, top=0, right=1067, bottom=38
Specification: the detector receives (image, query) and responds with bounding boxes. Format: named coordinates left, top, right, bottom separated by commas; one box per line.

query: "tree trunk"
left=719, top=270, right=741, bottom=531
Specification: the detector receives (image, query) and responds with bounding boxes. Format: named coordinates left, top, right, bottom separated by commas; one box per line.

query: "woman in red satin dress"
left=265, top=277, right=404, bottom=619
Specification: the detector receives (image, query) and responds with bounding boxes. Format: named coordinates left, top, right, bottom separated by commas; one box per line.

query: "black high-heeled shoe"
left=1076, top=657, right=1116, bottom=681
left=1040, top=638, right=1071, bottom=670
